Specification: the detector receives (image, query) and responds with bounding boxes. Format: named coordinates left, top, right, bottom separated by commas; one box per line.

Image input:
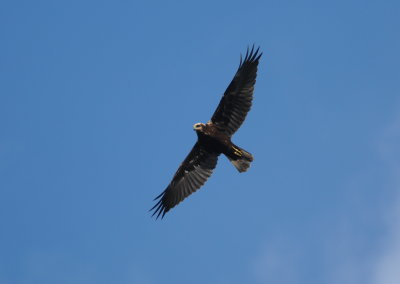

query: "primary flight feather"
left=151, top=46, right=262, bottom=219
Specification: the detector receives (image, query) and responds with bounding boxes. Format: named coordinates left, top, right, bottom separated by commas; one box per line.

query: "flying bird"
left=151, top=46, right=262, bottom=219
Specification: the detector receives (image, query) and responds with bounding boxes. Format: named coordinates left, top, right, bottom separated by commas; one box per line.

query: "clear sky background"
left=1, top=0, right=399, bottom=283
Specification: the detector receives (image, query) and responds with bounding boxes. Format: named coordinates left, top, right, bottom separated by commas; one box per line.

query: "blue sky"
left=1, top=0, right=399, bottom=283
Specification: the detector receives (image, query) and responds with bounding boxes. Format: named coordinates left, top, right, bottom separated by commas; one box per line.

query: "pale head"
left=193, top=123, right=205, bottom=131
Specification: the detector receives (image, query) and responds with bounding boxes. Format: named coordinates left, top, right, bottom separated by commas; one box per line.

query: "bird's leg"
left=232, top=146, right=242, bottom=156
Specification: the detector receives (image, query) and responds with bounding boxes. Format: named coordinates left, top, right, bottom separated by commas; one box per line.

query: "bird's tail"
left=228, top=146, right=253, bottom=173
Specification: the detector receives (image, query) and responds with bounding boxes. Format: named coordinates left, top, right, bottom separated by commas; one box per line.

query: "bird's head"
left=193, top=123, right=205, bottom=132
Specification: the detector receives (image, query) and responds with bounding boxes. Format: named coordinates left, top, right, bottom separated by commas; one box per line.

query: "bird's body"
left=194, top=122, right=253, bottom=172
left=195, top=123, right=230, bottom=154
left=151, top=46, right=262, bottom=219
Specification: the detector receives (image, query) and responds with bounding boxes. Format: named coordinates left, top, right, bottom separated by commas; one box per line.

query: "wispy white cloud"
left=372, top=113, right=400, bottom=284
left=252, top=107, right=400, bottom=284
left=373, top=200, right=400, bottom=284
left=326, top=110, right=400, bottom=284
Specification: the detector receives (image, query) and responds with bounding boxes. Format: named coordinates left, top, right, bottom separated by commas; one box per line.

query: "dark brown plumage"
left=151, top=46, right=262, bottom=219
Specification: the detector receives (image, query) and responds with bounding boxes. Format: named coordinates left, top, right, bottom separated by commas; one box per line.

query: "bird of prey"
left=151, top=46, right=262, bottom=219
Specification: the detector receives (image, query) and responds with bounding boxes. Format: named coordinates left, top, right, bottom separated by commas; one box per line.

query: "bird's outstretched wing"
left=151, top=143, right=219, bottom=219
left=211, top=46, right=262, bottom=136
